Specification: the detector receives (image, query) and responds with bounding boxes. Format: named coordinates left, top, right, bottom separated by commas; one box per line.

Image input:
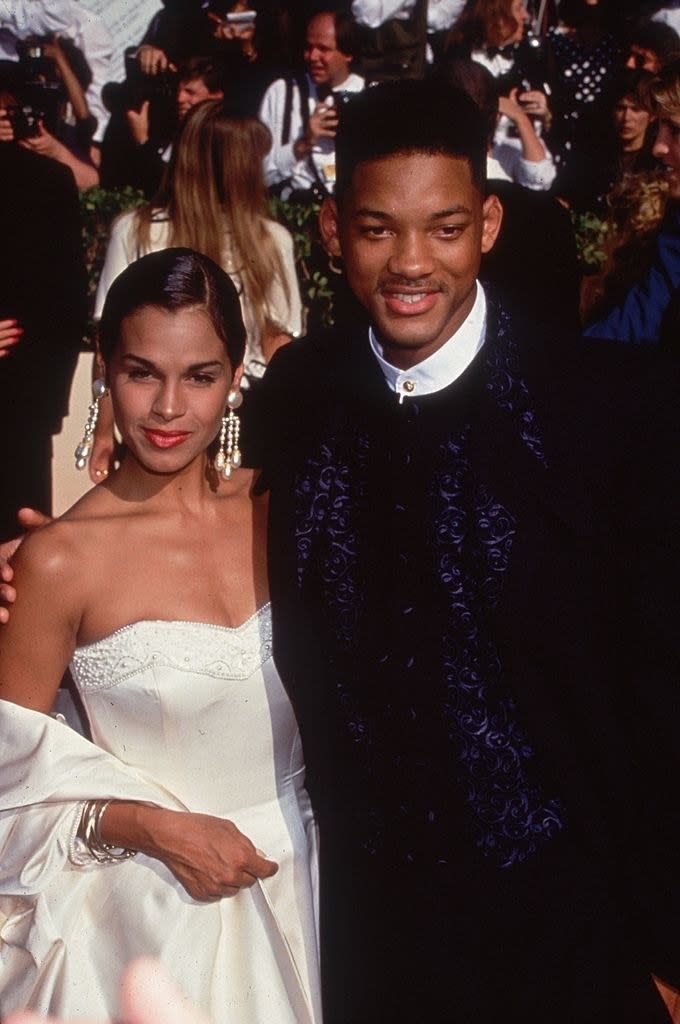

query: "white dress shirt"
left=369, top=282, right=487, bottom=401
left=259, top=71, right=365, bottom=196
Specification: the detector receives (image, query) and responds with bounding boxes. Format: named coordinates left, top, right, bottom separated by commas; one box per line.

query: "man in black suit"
left=259, top=80, right=679, bottom=1022
left=0, top=93, right=87, bottom=543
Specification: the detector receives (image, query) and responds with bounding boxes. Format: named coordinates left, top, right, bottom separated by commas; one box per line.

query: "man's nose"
left=387, top=232, right=435, bottom=279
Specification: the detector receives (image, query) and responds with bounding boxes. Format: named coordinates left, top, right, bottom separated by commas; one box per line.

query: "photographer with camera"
left=100, top=55, right=225, bottom=197
left=0, top=0, right=112, bottom=146
left=0, top=35, right=99, bottom=188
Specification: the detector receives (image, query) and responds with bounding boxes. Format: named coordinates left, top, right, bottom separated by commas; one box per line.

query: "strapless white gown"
left=0, top=607, right=321, bottom=1023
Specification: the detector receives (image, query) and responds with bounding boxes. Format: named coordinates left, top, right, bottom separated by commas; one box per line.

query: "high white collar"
left=369, top=282, right=487, bottom=402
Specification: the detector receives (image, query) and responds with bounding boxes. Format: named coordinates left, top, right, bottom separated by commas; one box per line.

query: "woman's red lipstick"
left=143, top=429, right=191, bottom=449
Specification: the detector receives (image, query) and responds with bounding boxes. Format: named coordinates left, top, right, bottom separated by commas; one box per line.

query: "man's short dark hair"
left=177, top=56, right=224, bottom=93
left=334, top=79, right=488, bottom=200
left=333, top=10, right=361, bottom=61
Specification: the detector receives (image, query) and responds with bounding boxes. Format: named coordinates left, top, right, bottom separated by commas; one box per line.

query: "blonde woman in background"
left=91, top=101, right=302, bottom=480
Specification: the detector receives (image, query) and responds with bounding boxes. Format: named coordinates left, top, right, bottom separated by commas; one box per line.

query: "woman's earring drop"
left=214, top=388, right=243, bottom=479
left=75, top=378, right=108, bottom=470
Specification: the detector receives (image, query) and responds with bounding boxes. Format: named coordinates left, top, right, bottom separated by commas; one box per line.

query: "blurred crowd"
left=2, top=0, right=680, bottom=535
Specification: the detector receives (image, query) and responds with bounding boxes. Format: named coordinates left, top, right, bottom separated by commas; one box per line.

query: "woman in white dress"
left=0, top=249, right=321, bottom=1024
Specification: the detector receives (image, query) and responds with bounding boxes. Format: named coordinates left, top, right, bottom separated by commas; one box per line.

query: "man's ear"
left=481, top=193, right=503, bottom=254
left=319, top=196, right=342, bottom=257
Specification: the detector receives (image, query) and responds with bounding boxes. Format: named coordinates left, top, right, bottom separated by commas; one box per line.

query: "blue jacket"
left=584, top=205, right=680, bottom=344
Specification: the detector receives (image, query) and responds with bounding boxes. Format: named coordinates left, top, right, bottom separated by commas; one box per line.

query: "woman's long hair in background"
left=135, top=100, right=289, bottom=340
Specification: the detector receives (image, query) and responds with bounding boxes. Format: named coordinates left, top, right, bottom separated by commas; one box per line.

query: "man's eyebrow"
left=352, top=205, right=472, bottom=219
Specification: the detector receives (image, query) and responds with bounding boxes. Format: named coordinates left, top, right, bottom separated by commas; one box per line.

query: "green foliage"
left=267, top=196, right=336, bottom=331
left=79, top=186, right=146, bottom=341
left=570, top=210, right=610, bottom=275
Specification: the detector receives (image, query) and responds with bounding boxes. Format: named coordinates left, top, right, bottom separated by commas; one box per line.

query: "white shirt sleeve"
left=351, top=0, right=466, bottom=31
left=426, top=0, right=467, bottom=32
left=492, top=139, right=556, bottom=191
left=350, top=0, right=415, bottom=29
left=73, top=10, right=113, bottom=143
left=259, top=78, right=309, bottom=188
left=94, top=211, right=139, bottom=319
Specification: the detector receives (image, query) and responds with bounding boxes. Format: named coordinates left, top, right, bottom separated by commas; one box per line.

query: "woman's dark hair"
left=99, top=248, right=246, bottom=369
left=557, top=0, right=619, bottom=31
left=610, top=66, right=655, bottom=108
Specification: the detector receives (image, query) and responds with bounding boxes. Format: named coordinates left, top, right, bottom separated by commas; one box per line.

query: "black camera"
left=123, top=49, right=176, bottom=111
left=16, top=37, right=55, bottom=85
left=4, top=103, right=42, bottom=140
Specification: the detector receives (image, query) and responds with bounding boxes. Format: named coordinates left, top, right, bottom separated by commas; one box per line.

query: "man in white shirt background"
left=259, top=9, right=364, bottom=201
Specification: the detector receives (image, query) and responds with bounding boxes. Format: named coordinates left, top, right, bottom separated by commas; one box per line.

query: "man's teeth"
left=393, top=292, right=427, bottom=303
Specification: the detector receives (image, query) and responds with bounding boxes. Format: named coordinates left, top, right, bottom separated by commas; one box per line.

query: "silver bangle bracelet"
left=80, top=799, right=137, bottom=863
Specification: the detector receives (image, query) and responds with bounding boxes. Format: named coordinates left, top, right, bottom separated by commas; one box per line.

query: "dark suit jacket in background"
left=0, top=145, right=87, bottom=536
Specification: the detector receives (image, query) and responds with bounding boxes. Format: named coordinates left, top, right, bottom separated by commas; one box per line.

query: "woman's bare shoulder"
left=11, top=487, right=127, bottom=584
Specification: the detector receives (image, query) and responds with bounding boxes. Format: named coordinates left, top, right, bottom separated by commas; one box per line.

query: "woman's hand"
left=0, top=319, right=22, bottom=357
left=102, top=804, right=279, bottom=902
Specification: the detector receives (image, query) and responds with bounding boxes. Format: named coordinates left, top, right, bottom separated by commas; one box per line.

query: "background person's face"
left=613, top=96, right=650, bottom=150
left=177, top=78, right=223, bottom=119
left=654, top=112, right=680, bottom=199
left=304, top=13, right=352, bottom=89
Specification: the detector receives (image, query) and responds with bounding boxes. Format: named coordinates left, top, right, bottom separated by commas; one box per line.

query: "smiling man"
left=260, top=79, right=679, bottom=1022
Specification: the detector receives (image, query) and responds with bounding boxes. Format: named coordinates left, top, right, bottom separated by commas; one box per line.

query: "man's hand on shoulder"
left=0, top=508, right=52, bottom=620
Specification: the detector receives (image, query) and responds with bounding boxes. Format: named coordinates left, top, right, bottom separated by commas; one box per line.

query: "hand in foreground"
left=111, top=806, right=279, bottom=902
left=137, top=44, right=173, bottom=76
left=517, top=88, right=551, bottom=123
left=126, top=101, right=150, bottom=147
left=308, top=100, right=338, bottom=143
left=19, top=123, right=63, bottom=160
left=0, top=319, right=22, bottom=357
left=4, top=956, right=211, bottom=1024
left=0, top=106, right=14, bottom=142
left=89, top=434, right=116, bottom=484
left=498, top=88, right=530, bottom=124
left=0, top=508, right=52, bottom=618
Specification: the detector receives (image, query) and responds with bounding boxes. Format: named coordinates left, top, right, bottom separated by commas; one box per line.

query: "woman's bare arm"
left=0, top=524, right=82, bottom=710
